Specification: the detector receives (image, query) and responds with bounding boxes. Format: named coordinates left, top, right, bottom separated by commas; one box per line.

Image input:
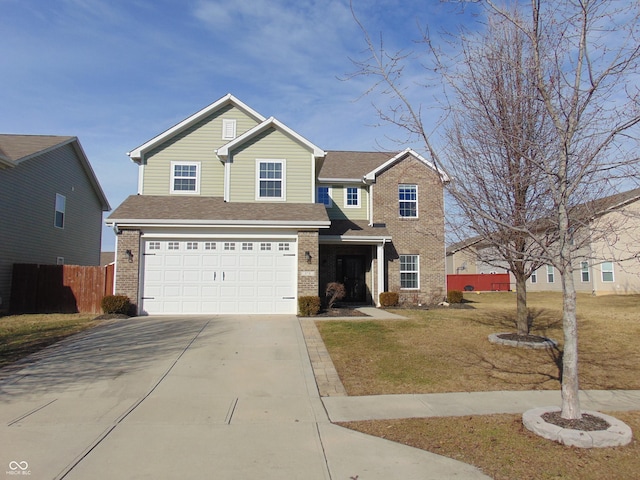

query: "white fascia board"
left=106, top=219, right=331, bottom=229
left=364, top=148, right=450, bottom=183
left=320, top=235, right=392, bottom=245
left=127, top=94, right=266, bottom=163
left=317, top=177, right=363, bottom=183
left=217, top=117, right=326, bottom=160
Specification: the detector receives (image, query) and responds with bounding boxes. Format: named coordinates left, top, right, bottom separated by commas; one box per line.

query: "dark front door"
left=336, top=255, right=366, bottom=303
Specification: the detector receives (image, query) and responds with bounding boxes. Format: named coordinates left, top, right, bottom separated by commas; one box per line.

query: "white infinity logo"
left=8, top=461, right=28, bottom=471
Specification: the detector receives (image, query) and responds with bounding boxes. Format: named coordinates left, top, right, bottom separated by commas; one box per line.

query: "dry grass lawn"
left=0, top=313, right=99, bottom=368
left=317, top=292, right=640, bottom=394
left=319, top=292, right=640, bottom=479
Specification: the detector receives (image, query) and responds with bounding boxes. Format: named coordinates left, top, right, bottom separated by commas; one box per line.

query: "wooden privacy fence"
left=10, top=263, right=115, bottom=314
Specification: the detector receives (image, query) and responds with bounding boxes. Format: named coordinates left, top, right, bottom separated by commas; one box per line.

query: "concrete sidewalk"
left=0, top=315, right=490, bottom=480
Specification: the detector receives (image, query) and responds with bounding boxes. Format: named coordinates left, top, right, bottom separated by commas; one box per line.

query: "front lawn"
left=317, top=292, right=640, bottom=394
left=318, top=292, right=640, bottom=479
left=0, top=313, right=99, bottom=368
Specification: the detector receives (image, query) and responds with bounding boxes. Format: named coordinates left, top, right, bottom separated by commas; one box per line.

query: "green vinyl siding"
left=227, top=128, right=315, bottom=203
left=142, top=105, right=259, bottom=196
left=323, top=184, right=369, bottom=220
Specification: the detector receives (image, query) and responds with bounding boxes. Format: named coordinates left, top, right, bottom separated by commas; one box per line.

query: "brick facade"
left=114, top=229, right=141, bottom=310
left=373, top=156, right=446, bottom=304
left=297, top=230, right=319, bottom=297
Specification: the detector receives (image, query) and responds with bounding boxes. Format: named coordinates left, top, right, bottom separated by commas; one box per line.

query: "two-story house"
left=0, top=134, right=110, bottom=312
left=106, top=94, right=446, bottom=315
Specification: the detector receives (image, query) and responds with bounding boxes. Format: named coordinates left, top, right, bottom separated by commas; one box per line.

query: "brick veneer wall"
left=297, top=230, right=319, bottom=297
left=115, top=229, right=141, bottom=311
left=374, top=155, right=446, bottom=304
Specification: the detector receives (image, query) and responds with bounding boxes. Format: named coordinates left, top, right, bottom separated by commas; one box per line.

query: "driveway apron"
left=0, top=315, right=490, bottom=480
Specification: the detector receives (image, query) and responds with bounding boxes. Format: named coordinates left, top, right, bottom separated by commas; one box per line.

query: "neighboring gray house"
left=0, top=135, right=110, bottom=312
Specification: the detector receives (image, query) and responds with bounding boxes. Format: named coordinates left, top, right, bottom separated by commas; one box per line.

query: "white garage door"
left=141, top=239, right=297, bottom=314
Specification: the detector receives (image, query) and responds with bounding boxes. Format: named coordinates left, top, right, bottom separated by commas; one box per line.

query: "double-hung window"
left=257, top=160, right=284, bottom=199
left=399, top=184, right=418, bottom=217
left=581, top=262, right=590, bottom=282
left=345, top=186, right=360, bottom=207
left=546, top=265, right=555, bottom=283
left=54, top=193, right=65, bottom=229
left=400, top=255, right=419, bottom=289
left=171, top=162, right=200, bottom=194
left=601, top=261, right=614, bottom=282
left=317, top=186, right=332, bottom=207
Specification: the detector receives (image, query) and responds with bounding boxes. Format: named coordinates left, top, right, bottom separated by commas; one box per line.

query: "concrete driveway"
left=0, top=315, right=490, bottom=479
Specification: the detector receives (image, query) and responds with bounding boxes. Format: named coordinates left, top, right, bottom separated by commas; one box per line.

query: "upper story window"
left=222, top=119, right=237, bottom=140
left=345, top=186, right=360, bottom=208
left=399, top=184, right=418, bottom=217
left=531, top=270, right=537, bottom=284
left=257, top=160, right=285, bottom=200
left=317, top=186, right=332, bottom=207
left=171, top=162, right=200, bottom=194
left=54, top=193, right=66, bottom=229
left=601, top=261, right=614, bottom=282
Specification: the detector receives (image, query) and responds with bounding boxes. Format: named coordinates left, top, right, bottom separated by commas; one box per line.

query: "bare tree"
left=444, top=10, right=555, bottom=336
left=348, top=0, right=640, bottom=421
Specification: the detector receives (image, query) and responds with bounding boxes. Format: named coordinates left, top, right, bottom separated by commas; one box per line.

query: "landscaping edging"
left=523, top=406, right=633, bottom=448
left=488, top=332, right=558, bottom=349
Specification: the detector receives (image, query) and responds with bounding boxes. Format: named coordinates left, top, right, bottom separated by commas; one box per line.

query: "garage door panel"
left=141, top=238, right=297, bottom=315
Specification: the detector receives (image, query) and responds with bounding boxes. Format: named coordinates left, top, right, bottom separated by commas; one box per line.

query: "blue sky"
left=0, top=0, right=477, bottom=250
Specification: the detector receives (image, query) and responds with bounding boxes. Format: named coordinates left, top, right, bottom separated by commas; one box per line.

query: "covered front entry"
left=140, top=238, right=297, bottom=314
left=336, top=255, right=367, bottom=302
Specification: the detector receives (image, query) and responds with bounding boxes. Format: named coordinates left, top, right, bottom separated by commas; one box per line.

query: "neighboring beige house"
left=106, top=94, right=447, bottom=315
left=446, top=188, right=640, bottom=295
left=0, top=135, right=111, bottom=312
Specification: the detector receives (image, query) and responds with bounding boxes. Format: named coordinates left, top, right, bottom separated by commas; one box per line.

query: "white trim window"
left=222, top=119, right=237, bottom=140
left=581, top=261, right=590, bottom=283
left=399, top=184, right=418, bottom=217
left=345, top=186, right=360, bottom=208
left=171, top=162, right=200, bottom=194
left=531, top=270, right=537, bottom=284
left=400, top=254, right=420, bottom=289
left=546, top=265, right=555, bottom=283
left=601, top=261, right=614, bottom=282
left=317, top=186, right=332, bottom=207
left=54, top=193, right=66, bottom=229
left=257, top=160, right=285, bottom=200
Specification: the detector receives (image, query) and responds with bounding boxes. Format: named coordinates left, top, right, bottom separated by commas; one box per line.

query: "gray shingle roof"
left=0, top=134, right=75, bottom=163
left=107, top=195, right=330, bottom=225
left=319, top=151, right=399, bottom=181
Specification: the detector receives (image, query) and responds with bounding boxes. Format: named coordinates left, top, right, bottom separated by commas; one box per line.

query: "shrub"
left=325, top=282, right=346, bottom=308
left=379, top=291, right=399, bottom=307
left=298, top=296, right=321, bottom=316
left=101, top=295, right=132, bottom=315
left=447, top=290, right=464, bottom=304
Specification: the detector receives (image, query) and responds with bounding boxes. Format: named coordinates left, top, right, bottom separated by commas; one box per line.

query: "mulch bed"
left=314, top=307, right=369, bottom=318
left=542, top=411, right=611, bottom=431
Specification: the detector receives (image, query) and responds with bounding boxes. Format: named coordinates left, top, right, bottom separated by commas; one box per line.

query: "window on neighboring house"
left=54, top=194, right=65, bottom=228
left=171, top=162, right=200, bottom=193
left=222, top=119, right=237, bottom=140
left=601, top=261, right=614, bottom=282
left=257, top=160, right=284, bottom=199
left=400, top=254, right=420, bottom=289
left=547, top=265, right=555, bottom=283
left=531, top=270, right=537, bottom=284
left=345, top=186, right=360, bottom=207
left=581, top=261, right=590, bottom=282
left=399, top=184, right=418, bottom=217
left=317, top=186, right=332, bottom=207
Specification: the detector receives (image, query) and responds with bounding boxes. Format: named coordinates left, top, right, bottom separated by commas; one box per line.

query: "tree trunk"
left=515, top=274, right=529, bottom=335
left=561, top=263, right=582, bottom=419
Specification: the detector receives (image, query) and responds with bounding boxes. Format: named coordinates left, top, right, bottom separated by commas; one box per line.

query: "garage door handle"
left=283, top=296, right=295, bottom=299
left=222, top=272, right=225, bottom=281
left=213, top=272, right=216, bottom=281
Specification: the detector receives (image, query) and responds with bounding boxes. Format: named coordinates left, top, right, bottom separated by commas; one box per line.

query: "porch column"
left=376, top=242, right=385, bottom=307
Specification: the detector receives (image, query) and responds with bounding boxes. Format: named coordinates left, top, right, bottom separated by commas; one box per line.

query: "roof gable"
left=0, top=134, right=110, bottom=211
left=364, top=148, right=449, bottom=183
left=216, top=116, right=325, bottom=160
left=127, top=94, right=266, bottom=163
